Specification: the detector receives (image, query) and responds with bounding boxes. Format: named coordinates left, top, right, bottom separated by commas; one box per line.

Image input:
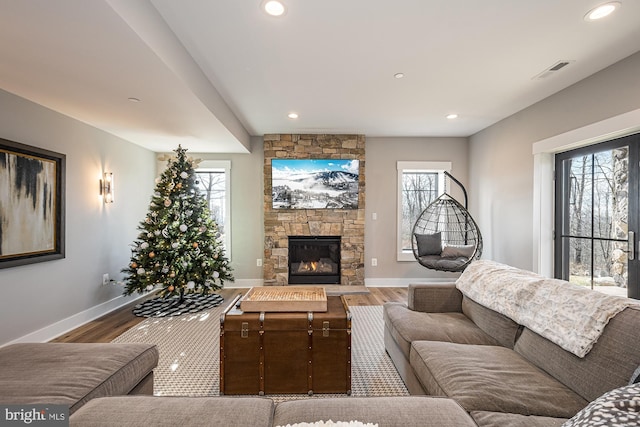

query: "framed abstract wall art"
left=0, top=138, right=65, bottom=268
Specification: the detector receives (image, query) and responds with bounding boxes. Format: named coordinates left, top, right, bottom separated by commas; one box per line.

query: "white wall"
left=0, top=89, right=156, bottom=346
left=365, top=137, right=469, bottom=284
left=470, top=51, right=640, bottom=271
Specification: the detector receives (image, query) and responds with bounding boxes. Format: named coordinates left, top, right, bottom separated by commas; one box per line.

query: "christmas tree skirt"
left=132, top=293, right=224, bottom=318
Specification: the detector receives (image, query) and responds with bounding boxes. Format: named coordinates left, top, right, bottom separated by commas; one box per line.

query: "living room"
left=1, top=2, right=639, bottom=425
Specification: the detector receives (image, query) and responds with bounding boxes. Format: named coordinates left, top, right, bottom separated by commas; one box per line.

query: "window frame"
left=196, top=160, right=232, bottom=261
left=396, top=161, right=451, bottom=261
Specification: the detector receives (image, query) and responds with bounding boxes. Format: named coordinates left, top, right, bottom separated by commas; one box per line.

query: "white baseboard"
left=2, top=293, right=147, bottom=348
left=225, top=279, right=264, bottom=288
left=364, top=278, right=456, bottom=287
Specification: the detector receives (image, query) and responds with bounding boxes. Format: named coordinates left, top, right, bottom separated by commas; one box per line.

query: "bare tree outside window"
left=196, top=171, right=226, bottom=245
left=401, top=172, right=438, bottom=251
left=565, top=148, right=628, bottom=291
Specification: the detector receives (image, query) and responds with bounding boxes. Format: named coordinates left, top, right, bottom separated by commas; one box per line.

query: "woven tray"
left=240, top=286, right=327, bottom=312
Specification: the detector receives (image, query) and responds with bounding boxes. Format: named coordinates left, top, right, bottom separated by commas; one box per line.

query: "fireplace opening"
left=288, top=236, right=341, bottom=284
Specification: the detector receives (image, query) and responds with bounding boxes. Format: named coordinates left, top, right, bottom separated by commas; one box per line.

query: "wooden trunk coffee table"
left=220, top=292, right=351, bottom=395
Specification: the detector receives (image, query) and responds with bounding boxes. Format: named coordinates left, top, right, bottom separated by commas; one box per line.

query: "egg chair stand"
left=411, top=171, right=483, bottom=272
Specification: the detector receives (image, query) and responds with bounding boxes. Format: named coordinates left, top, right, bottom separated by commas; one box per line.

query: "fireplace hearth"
left=288, top=236, right=341, bottom=284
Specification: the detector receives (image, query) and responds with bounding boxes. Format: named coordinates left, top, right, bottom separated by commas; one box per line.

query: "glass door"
left=555, top=133, right=639, bottom=299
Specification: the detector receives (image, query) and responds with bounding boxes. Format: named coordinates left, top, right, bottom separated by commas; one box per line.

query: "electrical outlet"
left=371, top=258, right=378, bottom=267
left=256, top=258, right=263, bottom=267
left=102, top=273, right=110, bottom=286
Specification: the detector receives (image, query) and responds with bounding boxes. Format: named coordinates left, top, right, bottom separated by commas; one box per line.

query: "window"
left=196, top=160, right=231, bottom=260
left=397, top=161, right=451, bottom=261
left=555, top=134, right=639, bottom=299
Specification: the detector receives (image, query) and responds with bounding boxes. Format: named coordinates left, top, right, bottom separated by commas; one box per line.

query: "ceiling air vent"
left=532, top=60, right=574, bottom=80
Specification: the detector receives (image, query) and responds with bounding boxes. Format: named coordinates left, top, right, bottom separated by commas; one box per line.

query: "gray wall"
left=469, top=51, right=640, bottom=270
left=0, top=89, right=156, bottom=346
left=365, top=137, right=469, bottom=283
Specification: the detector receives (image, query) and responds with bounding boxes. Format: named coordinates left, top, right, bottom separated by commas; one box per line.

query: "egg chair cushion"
left=417, top=255, right=470, bottom=272
left=416, top=232, right=442, bottom=256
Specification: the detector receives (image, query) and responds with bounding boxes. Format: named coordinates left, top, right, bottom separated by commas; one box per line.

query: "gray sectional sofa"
left=4, top=260, right=639, bottom=426
left=383, top=260, right=640, bottom=426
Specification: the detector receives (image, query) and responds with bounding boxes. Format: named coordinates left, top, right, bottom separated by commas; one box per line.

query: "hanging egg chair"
left=411, top=172, right=483, bottom=272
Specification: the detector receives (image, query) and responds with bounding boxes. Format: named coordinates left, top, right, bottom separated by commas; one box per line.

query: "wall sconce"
left=100, top=172, right=114, bottom=203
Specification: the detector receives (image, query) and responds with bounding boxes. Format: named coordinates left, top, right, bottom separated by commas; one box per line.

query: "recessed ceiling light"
left=394, top=73, right=405, bottom=79
left=262, top=0, right=286, bottom=16
left=446, top=114, right=458, bottom=120
left=584, top=2, right=620, bottom=21
left=287, top=112, right=299, bottom=119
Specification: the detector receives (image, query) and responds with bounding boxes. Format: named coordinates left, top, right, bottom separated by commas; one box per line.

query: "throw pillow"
left=561, top=383, right=639, bottom=427
left=440, top=244, right=475, bottom=259
left=415, top=233, right=442, bottom=256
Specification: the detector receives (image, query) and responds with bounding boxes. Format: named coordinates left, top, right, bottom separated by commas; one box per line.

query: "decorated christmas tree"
left=122, top=146, right=233, bottom=302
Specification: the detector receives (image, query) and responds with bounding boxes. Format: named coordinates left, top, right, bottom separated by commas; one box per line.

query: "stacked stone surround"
left=263, top=134, right=365, bottom=286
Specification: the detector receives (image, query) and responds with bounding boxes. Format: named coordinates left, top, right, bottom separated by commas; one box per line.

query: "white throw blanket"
left=456, top=260, right=640, bottom=358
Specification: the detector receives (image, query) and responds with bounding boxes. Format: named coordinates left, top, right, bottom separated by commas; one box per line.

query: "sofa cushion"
left=514, top=307, right=640, bottom=402
left=69, top=396, right=274, bottom=427
left=462, top=296, right=521, bottom=348
left=410, top=340, right=588, bottom=418
left=407, top=283, right=463, bottom=313
left=383, top=303, right=500, bottom=359
left=273, top=396, right=477, bottom=427
left=470, top=411, right=568, bottom=427
left=0, top=343, right=158, bottom=414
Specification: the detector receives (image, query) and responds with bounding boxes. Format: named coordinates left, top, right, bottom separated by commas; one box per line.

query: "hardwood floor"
left=49, top=287, right=407, bottom=344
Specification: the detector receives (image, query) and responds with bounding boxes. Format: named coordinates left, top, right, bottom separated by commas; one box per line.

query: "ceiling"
left=1, top=1, right=639, bottom=154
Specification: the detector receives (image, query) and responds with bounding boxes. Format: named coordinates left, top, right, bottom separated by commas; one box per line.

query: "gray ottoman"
left=0, top=343, right=158, bottom=414
left=69, top=396, right=274, bottom=427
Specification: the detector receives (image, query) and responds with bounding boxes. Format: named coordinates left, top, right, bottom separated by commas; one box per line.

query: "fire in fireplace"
left=288, top=236, right=341, bottom=284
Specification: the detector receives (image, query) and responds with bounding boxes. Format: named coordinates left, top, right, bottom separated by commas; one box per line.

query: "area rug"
left=131, top=293, right=224, bottom=318
left=112, top=303, right=408, bottom=401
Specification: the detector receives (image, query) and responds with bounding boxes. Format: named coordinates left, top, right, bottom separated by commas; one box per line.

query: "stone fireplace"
left=263, top=134, right=365, bottom=286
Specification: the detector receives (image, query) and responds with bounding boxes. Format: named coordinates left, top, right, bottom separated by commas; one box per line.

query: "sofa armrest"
left=408, top=283, right=463, bottom=313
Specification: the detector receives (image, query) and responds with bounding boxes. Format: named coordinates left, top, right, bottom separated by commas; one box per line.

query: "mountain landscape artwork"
left=272, top=159, right=360, bottom=209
